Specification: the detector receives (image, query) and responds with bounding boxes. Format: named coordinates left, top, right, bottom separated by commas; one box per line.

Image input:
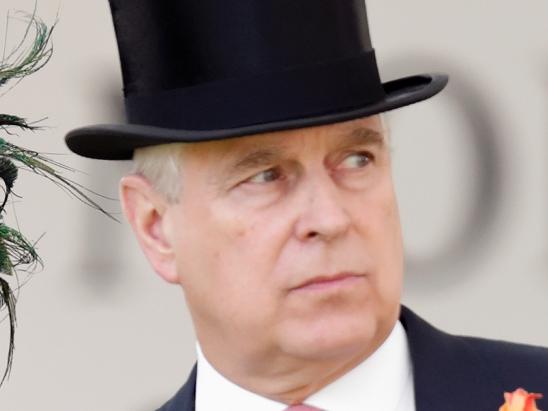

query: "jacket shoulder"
left=401, top=305, right=548, bottom=410
left=459, top=334, right=548, bottom=390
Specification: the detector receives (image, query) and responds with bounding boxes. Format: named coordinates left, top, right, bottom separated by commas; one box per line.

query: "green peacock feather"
left=0, top=9, right=113, bottom=387
left=0, top=8, right=53, bottom=88
left=0, top=114, right=36, bottom=133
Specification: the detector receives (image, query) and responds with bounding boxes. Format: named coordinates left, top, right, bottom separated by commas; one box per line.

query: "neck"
left=197, top=322, right=396, bottom=405
left=262, top=348, right=375, bottom=404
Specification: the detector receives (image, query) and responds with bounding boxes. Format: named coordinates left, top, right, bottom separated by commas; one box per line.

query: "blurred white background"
left=0, top=0, right=546, bottom=410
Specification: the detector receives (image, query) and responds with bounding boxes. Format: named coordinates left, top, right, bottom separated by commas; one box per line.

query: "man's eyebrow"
left=340, top=126, right=385, bottom=148
left=227, top=147, right=286, bottom=174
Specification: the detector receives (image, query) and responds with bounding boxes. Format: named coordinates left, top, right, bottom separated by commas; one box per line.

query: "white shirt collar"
left=195, top=321, right=415, bottom=411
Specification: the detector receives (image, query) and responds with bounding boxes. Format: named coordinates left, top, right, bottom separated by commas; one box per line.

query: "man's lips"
left=290, top=272, right=365, bottom=291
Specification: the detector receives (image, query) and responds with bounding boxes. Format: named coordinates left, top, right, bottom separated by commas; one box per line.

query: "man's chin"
left=278, top=313, right=387, bottom=362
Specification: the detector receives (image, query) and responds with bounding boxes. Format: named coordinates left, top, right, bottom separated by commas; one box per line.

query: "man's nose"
left=294, top=175, right=352, bottom=242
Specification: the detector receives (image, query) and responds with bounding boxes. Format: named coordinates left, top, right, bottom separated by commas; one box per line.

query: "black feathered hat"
left=66, top=0, right=448, bottom=160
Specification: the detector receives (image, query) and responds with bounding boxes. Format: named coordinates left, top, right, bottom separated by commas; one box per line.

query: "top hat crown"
left=66, top=0, right=448, bottom=160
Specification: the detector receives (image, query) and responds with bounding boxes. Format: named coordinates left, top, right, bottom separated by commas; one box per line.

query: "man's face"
left=153, top=115, right=403, bottom=371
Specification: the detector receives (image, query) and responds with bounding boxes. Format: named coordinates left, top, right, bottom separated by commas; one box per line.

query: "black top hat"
left=66, top=0, right=448, bottom=160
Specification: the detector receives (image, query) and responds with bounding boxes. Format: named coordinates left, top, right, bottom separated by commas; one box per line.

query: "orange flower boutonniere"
left=499, top=388, right=543, bottom=411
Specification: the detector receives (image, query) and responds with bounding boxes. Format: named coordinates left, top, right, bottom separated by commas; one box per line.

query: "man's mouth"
left=290, top=272, right=365, bottom=292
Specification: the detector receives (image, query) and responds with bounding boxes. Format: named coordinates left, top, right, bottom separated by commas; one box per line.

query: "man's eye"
left=340, top=152, right=372, bottom=169
left=247, top=168, right=282, bottom=184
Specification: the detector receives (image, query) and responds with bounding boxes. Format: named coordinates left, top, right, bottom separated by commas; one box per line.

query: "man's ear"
left=119, top=174, right=179, bottom=284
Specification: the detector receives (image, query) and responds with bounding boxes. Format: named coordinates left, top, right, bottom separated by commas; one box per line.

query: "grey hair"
left=131, top=143, right=185, bottom=203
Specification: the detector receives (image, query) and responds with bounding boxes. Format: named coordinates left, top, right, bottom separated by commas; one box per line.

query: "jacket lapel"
left=400, top=305, right=505, bottom=411
left=157, top=365, right=197, bottom=411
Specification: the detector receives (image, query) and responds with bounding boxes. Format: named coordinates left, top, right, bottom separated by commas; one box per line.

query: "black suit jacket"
left=157, top=306, right=548, bottom=410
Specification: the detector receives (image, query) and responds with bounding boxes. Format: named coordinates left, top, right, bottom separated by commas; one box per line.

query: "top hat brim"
left=66, top=73, right=448, bottom=160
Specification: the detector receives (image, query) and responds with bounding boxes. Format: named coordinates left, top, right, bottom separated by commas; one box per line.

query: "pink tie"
left=284, top=405, right=322, bottom=411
